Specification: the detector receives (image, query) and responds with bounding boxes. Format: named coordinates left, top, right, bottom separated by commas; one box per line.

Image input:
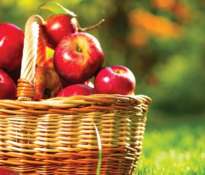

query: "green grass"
left=135, top=112, right=205, bottom=175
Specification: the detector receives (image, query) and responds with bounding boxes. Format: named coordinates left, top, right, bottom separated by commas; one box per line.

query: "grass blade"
left=93, top=123, right=102, bottom=175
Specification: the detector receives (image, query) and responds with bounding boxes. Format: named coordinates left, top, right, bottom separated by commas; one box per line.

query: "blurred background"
left=0, top=0, right=204, bottom=174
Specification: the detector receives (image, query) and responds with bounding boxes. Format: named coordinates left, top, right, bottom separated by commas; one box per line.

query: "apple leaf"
left=40, top=1, right=77, bottom=17
left=46, top=47, right=54, bottom=58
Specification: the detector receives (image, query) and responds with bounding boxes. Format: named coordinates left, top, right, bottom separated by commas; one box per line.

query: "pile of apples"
left=0, top=6, right=136, bottom=100
left=0, top=4, right=137, bottom=174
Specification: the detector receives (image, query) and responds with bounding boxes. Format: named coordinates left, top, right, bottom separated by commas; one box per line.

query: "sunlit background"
left=0, top=0, right=204, bottom=174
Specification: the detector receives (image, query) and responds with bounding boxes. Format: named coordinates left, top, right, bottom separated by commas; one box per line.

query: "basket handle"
left=17, top=15, right=45, bottom=101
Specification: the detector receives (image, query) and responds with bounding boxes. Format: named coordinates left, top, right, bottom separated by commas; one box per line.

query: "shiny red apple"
left=94, top=65, right=136, bottom=95
left=44, top=14, right=77, bottom=48
left=0, top=69, right=16, bottom=99
left=54, top=32, right=104, bottom=83
left=0, top=23, right=24, bottom=72
left=0, top=167, right=18, bottom=175
left=57, top=84, right=93, bottom=97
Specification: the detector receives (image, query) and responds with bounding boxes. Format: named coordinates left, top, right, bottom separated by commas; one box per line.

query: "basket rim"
left=0, top=94, right=151, bottom=116
left=0, top=94, right=151, bottom=106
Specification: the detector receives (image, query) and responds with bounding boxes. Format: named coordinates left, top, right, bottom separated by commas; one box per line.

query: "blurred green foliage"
left=0, top=0, right=205, bottom=115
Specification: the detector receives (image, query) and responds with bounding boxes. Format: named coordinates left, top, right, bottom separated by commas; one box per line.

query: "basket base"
left=0, top=146, right=139, bottom=175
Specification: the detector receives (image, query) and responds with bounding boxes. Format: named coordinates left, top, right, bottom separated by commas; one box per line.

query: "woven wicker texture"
left=0, top=94, right=151, bottom=174
left=0, top=15, right=152, bottom=175
left=18, top=15, right=45, bottom=101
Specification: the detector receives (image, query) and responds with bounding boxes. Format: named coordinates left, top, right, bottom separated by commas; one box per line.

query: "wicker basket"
left=0, top=15, right=151, bottom=175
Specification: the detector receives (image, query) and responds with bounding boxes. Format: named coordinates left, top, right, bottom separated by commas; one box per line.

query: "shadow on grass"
left=146, top=110, right=205, bottom=131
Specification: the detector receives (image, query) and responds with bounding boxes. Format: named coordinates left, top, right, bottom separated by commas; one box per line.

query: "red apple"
left=0, top=167, right=18, bottom=175
left=44, top=14, right=77, bottom=48
left=94, top=65, right=136, bottom=95
left=57, top=84, right=93, bottom=97
left=0, top=69, right=16, bottom=99
left=0, top=23, right=24, bottom=72
left=54, top=32, right=104, bottom=83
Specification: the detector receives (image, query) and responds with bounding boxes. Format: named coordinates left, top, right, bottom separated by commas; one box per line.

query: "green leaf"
left=40, top=1, right=77, bottom=17
left=46, top=47, right=54, bottom=58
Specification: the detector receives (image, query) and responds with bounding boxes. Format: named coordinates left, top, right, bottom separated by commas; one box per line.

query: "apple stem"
left=79, top=19, right=105, bottom=32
